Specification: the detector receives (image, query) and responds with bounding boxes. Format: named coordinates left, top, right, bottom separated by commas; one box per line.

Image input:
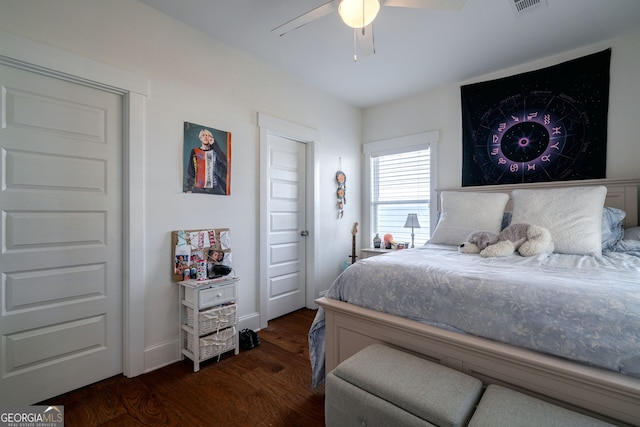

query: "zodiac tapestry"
left=461, top=48, right=610, bottom=186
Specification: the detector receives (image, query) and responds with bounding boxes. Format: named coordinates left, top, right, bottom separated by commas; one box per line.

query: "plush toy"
left=459, top=223, right=554, bottom=257
left=458, top=230, right=499, bottom=254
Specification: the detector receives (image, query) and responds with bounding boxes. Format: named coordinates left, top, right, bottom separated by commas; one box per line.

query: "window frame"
left=362, top=130, right=439, bottom=250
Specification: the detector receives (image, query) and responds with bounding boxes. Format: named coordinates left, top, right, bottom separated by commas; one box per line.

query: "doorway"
left=0, top=31, right=147, bottom=403
left=258, top=113, right=318, bottom=328
left=0, top=61, right=123, bottom=404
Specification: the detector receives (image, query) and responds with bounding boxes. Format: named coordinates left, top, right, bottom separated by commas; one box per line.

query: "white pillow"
left=430, top=191, right=509, bottom=245
left=511, top=186, right=607, bottom=256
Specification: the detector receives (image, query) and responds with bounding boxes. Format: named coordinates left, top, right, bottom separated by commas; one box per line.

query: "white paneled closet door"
left=265, top=134, right=307, bottom=320
left=0, top=62, right=123, bottom=404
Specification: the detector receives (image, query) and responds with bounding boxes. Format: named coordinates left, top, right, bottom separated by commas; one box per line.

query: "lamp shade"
left=404, top=213, right=421, bottom=228
left=338, top=0, right=381, bottom=28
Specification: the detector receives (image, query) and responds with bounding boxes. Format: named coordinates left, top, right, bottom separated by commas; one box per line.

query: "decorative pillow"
left=430, top=191, right=509, bottom=245
left=624, top=226, right=640, bottom=241
left=511, top=186, right=607, bottom=256
left=601, top=207, right=626, bottom=251
left=503, top=206, right=626, bottom=250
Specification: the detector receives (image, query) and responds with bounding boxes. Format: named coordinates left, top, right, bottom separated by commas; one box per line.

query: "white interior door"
left=266, top=134, right=307, bottom=320
left=0, top=63, right=123, bottom=404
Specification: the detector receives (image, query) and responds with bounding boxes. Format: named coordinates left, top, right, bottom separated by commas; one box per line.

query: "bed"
left=310, top=178, right=640, bottom=426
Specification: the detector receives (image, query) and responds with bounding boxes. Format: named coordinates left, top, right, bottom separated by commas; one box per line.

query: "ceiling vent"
left=510, top=0, right=547, bottom=16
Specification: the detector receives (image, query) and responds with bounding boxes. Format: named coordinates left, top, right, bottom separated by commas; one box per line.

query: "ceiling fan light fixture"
left=338, top=0, right=381, bottom=28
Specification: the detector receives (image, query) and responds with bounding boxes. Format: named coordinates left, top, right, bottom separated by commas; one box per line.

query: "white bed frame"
left=316, top=178, right=640, bottom=426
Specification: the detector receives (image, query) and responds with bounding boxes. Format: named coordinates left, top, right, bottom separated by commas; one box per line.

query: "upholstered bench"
left=325, top=343, right=484, bottom=427
left=325, top=343, right=616, bottom=427
left=468, top=384, right=614, bottom=427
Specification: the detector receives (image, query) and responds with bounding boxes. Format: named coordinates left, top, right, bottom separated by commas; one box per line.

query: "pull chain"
left=353, top=29, right=358, bottom=62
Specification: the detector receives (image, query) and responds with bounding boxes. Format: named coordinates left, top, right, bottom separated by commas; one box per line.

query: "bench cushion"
left=468, top=384, right=616, bottom=427
left=326, top=372, right=438, bottom=427
left=328, top=343, right=483, bottom=427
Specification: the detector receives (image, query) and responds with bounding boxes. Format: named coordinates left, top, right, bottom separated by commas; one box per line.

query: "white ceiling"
left=138, top=0, right=640, bottom=108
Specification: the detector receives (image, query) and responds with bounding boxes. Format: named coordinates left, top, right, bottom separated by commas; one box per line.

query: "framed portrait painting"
left=183, top=121, right=231, bottom=195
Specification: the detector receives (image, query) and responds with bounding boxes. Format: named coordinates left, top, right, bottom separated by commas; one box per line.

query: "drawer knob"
left=216, top=293, right=222, bottom=297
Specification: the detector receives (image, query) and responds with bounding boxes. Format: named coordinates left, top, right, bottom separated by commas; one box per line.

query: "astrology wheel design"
left=472, top=93, right=587, bottom=184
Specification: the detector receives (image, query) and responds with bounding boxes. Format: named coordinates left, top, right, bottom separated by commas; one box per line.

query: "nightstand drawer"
left=198, top=284, right=236, bottom=308
left=361, top=248, right=393, bottom=259
left=186, top=303, right=237, bottom=335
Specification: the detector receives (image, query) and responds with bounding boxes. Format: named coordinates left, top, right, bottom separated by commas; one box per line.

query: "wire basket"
left=187, top=326, right=236, bottom=360
left=186, top=304, right=237, bottom=335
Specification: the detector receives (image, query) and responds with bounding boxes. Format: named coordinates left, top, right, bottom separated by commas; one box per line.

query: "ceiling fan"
left=271, top=0, right=467, bottom=60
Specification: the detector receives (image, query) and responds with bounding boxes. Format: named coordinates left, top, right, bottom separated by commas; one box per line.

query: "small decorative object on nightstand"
left=373, top=233, right=381, bottom=248
left=404, top=213, right=421, bottom=248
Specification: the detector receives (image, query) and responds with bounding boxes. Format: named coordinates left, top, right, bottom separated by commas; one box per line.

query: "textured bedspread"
left=309, top=244, right=640, bottom=388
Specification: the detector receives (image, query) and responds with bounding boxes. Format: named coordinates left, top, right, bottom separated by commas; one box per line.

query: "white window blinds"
left=370, top=148, right=430, bottom=246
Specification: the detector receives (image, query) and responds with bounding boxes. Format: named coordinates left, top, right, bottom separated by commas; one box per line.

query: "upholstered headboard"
left=435, top=178, right=640, bottom=228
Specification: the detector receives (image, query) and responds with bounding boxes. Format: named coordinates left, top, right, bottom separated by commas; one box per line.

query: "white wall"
left=363, top=31, right=640, bottom=193
left=0, top=0, right=362, bottom=372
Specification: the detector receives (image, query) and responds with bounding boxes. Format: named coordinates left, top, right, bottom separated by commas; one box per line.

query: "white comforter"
left=309, top=243, right=640, bottom=388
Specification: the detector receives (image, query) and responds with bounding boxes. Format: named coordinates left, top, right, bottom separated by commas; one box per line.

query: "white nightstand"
left=361, top=248, right=393, bottom=259
left=178, top=277, right=239, bottom=372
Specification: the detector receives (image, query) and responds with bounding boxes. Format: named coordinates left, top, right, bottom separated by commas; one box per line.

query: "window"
left=363, top=131, right=437, bottom=248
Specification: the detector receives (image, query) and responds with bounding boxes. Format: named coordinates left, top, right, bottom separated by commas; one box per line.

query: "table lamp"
left=404, top=213, right=421, bottom=248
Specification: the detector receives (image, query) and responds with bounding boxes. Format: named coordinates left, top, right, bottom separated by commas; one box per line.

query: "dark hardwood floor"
left=39, top=308, right=325, bottom=426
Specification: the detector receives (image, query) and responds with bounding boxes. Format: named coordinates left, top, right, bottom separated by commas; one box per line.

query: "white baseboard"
left=238, top=312, right=260, bottom=331
left=144, top=340, right=179, bottom=373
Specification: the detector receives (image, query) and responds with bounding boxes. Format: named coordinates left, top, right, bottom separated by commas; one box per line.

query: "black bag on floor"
left=239, top=328, right=260, bottom=350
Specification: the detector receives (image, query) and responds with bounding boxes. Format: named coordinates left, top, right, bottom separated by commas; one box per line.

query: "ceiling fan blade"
left=271, top=0, right=338, bottom=37
left=383, top=0, right=467, bottom=10
left=356, top=24, right=376, bottom=58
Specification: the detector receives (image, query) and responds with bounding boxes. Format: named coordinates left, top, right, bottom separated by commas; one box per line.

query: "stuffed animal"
left=458, top=230, right=499, bottom=254
left=459, top=223, right=554, bottom=257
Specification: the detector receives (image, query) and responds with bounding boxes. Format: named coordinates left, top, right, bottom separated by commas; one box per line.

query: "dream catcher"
left=336, top=170, right=346, bottom=219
